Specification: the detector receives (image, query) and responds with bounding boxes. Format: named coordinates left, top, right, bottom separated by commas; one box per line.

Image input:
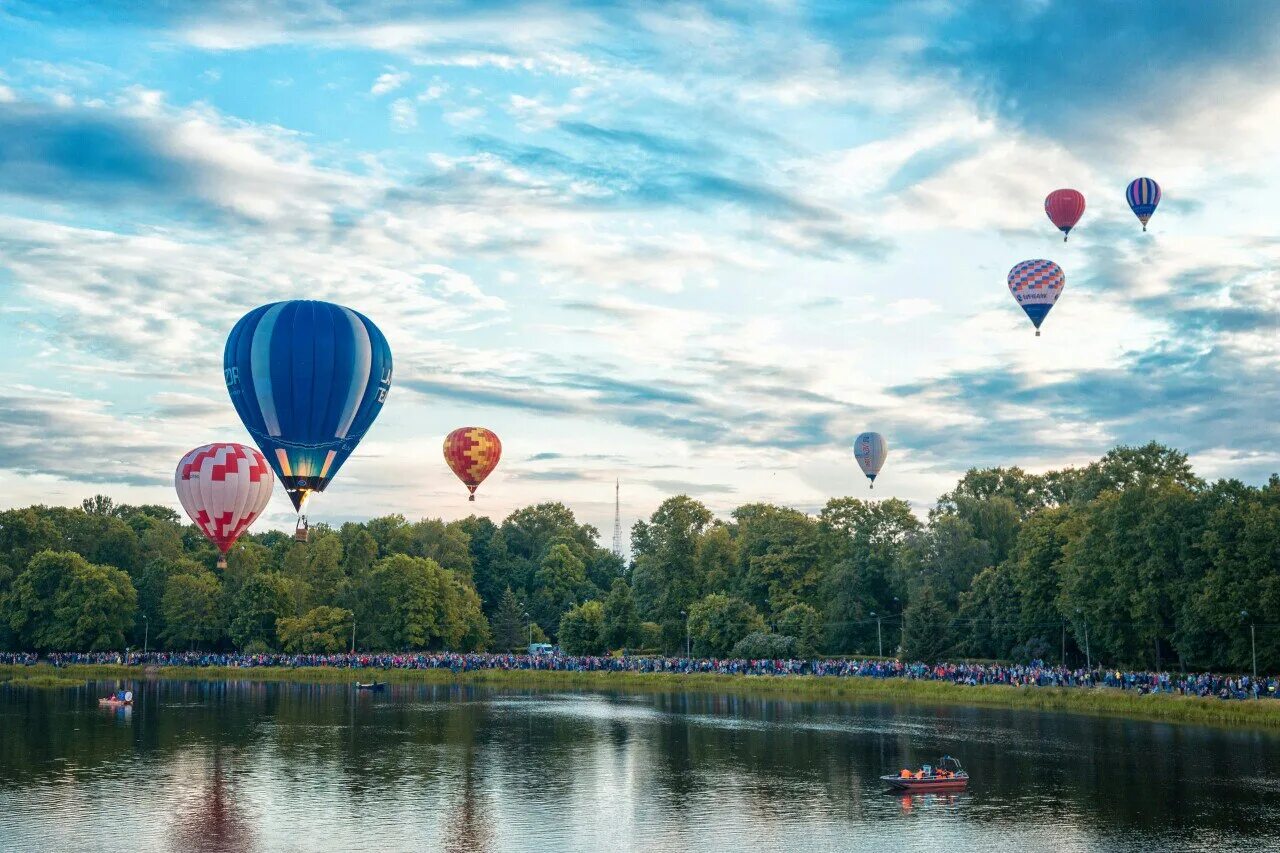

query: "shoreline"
left=5, top=663, right=1280, bottom=730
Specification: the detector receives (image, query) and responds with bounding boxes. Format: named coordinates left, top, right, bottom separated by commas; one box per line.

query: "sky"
left=1, top=1, right=1278, bottom=545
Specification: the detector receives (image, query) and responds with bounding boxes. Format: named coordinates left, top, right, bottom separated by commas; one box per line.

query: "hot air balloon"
left=1126, top=178, right=1161, bottom=231
left=444, top=427, right=502, bottom=501
left=224, top=300, right=392, bottom=539
left=853, top=432, right=887, bottom=488
left=1044, top=189, right=1085, bottom=241
left=1007, top=259, right=1065, bottom=336
left=175, top=443, right=274, bottom=569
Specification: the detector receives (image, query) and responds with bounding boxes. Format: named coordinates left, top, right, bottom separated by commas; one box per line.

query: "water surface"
left=2, top=679, right=1278, bottom=852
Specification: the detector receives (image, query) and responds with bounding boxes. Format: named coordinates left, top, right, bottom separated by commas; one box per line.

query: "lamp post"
left=893, top=596, right=902, bottom=657
left=524, top=611, right=532, bottom=650
left=681, top=610, right=690, bottom=659
left=871, top=611, right=883, bottom=658
left=350, top=618, right=357, bottom=654
left=142, top=614, right=149, bottom=656
left=1242, top=611, right=1257, bottom=683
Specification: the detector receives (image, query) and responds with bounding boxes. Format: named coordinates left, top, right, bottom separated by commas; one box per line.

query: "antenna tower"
left=612, top=478, right=623, bottom=557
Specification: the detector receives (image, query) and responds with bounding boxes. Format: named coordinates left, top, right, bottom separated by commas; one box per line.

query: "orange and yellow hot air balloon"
left=444, top=427, right=502, bottom=501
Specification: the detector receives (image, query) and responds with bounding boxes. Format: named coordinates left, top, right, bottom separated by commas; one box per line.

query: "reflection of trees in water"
left=442, top=750, right=492, bottom=853
left=168, top=748, right=255, bottom=853
left=5, top=681, right=1280, bottom=841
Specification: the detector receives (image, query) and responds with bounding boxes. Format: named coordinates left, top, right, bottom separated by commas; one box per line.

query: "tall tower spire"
left=612, top=478, right=623, bottom=558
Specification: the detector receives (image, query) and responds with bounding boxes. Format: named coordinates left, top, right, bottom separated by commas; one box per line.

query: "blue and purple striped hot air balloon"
left=1126, top=178, right=1161, bottom=231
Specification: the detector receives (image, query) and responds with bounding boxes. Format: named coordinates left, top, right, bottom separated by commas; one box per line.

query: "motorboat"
left=880, top=756, right=968, bottom=793
left=355, top=681, right=387, bottom=691
left=98, top=690, right=134, bottom=707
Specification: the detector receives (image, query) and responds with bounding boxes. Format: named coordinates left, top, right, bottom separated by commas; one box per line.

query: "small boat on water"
left=98, top=690, right=134, bottom=707
left=355, top=681, right=387, bottom=691
left=881, top=756, right=968, bottom=793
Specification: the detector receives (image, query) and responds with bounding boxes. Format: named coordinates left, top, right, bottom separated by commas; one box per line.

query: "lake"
left=2, top=679, right=1278, bottom=852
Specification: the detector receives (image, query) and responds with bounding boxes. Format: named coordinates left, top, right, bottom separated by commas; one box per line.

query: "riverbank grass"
left=0, top=668, right=90, bottom=689
left=2, top=663, right=1277, bottom=729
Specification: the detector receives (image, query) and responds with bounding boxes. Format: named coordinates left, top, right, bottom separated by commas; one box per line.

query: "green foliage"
left=638, top=621, right=663, bottom=650
left=532, top=543, right=586, bottom=633
left=229, top=573, right=291, bottom=651
left=277, top=607, right=354, bottom=653
left=492, top=587, right=527, bottom=650
left=730, top=631, right=797, bottom=659
left=0, top=441, right=1277, bottom=669
left=558, top=600, right=606, bottom=655
left=902, top=584, right=952, bottom=663
left=687, top=593, right=765, bottom=657
left=602, top=578, right=641, bottom=650
left=773, top=602, right=822, bottom=657
left=160, top=570, right=224, bottom=649
left=7, top=551, right=137, bottom=651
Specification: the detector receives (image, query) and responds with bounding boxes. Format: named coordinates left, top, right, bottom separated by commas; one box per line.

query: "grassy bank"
left=3, top=663, right=1278, bottom=730
left=0, top=668, right=90, bottom=689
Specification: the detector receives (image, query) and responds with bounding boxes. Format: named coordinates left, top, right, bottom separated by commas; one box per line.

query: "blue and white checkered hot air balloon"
left=1126, top=177, right=1161, bottom=231
left=224, top=300, right=393, bottom=514
left=853, top=432, right=888, bottom=489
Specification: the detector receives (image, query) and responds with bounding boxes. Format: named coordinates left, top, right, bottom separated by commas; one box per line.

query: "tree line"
left=0, top=442, right=1276, bottom=671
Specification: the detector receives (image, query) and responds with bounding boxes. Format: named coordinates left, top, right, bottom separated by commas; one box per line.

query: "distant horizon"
left=2, top=3, right=1279, bottom=545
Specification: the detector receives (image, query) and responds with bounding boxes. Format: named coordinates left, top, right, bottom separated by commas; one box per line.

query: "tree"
left=277, top=607, right=354, bottom=653
left=730, top=631, right=797, bottom=659
left=630, top=496, right=713, bottom=651
left=492, top=587, right=527, bottom=650
left=733, top=503, right=821, bottom=612
left=161, top=571, right=224, bottom=649
left=558, top=600, right=606, bottom=655
left=229, top=573, right=291, bottom=651
left=532, top=543, right=586, bottom=633
left=7, top=551, right=137, bottom=651
left=818, top=497, right=918, bottom=653
left=687, top=594, right=765, bottom=658
left=902, top=584, right=952, bottom=663
left=602, top=579, right=641, bottom=651
left=774, top=602, right=822, bottom=657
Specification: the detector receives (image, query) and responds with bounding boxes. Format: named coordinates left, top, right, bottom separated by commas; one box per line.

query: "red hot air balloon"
left=444, top=427, right=502, bottom=501
left=1045, top=189, right=1085, bottom=241
left=175, top=443, right=275, bottom=568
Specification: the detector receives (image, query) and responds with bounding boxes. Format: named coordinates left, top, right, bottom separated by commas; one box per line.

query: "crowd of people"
left=4, top=650, right=1276, bottom=700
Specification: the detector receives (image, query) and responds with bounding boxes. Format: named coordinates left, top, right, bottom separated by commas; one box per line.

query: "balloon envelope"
left=175, top=443, right=274, bottom=556
left=224, top=300, right=393, bottom=511
left=1044, top=189, right=1085, bottom=240
left=853, top=432, right=888, bottom=486
left=1007, top=259, right=1065, bottom=334
left=444, top=427, right=502, bottom=500
left=1126, top=178, right=1161, bottom=230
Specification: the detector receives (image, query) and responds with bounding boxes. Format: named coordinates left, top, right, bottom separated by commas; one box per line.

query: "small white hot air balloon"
left=175, top=443, right=275, bottom=569
left=853, top=432, right=888, bottom=489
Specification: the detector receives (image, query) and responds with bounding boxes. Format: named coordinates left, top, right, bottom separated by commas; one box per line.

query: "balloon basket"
left=1035, top=330, right=1041, bottom=337
left=216, top=555, right=228, bottom=570
left=468, top=494, right=476, bottom=502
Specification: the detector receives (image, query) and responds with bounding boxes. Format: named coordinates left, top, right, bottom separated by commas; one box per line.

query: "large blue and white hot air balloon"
left=224, top=300, right=393, bottom=513
left=853, top=432, right=888, bottom=488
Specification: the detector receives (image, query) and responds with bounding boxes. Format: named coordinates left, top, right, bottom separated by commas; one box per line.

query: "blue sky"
left=1, top=1, right=1278, bottom=540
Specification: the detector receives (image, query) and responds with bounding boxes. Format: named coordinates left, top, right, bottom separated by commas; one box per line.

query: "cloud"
left=371, top=69, right=410, bottom=95
left=0, top=98, right=369, bottom=225
left=0, top=388, right=178, bottom=486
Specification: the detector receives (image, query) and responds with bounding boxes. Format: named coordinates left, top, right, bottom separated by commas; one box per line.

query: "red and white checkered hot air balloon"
left=175, top=443, right=275, bottom=568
